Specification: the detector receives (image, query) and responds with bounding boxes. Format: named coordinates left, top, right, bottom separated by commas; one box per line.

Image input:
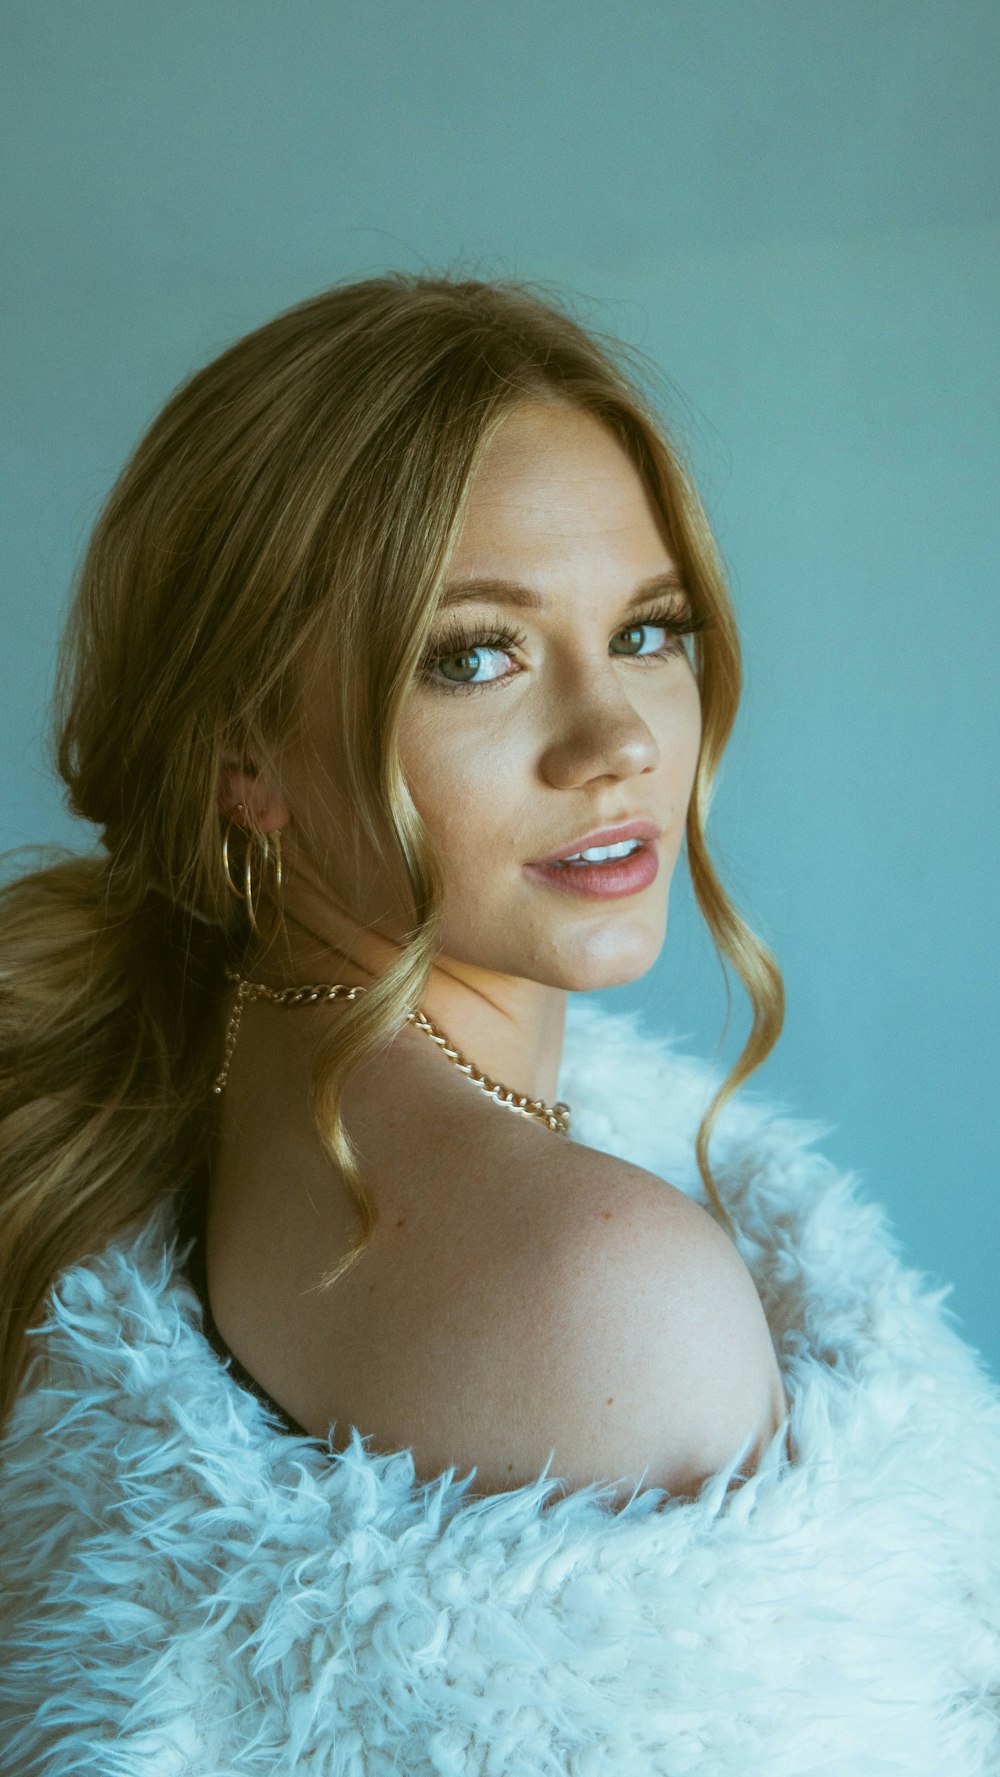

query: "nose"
left=536, top=671, right=660, bottom=788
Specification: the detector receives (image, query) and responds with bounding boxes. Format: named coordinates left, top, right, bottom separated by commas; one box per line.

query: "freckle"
left=606, top=1398, right=614, bottom=1406
left=601, top=1210, right=613, bottom=1220
left=368, top=1282, right=376, bottom=1294
left=395, top=1217, right=406, bottom=1228
left=507, top=1463, right=514, bottom=1472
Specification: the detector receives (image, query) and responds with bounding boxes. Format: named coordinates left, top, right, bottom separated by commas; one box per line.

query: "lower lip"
left=523, top=841, right=659, bottom=899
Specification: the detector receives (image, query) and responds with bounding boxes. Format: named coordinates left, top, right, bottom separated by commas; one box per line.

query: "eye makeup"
left=417, top=601, right=712, bottom=698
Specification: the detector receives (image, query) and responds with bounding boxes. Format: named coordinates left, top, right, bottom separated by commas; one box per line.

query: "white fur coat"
left=2, top=998, right=999, bottom=1775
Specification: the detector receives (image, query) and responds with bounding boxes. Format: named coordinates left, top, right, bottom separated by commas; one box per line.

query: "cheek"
left=670, top=672, right=702, bottom=779
left=400, top=715, right=520, bottom=866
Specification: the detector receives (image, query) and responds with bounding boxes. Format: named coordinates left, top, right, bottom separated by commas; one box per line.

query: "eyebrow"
left=437, top=568, right=689, bottom=613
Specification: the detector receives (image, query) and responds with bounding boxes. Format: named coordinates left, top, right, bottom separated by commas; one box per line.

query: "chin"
left=552, top=924, right=667, bottom=992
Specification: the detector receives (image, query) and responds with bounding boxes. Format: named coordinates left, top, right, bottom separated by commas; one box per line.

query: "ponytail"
left=0, top=846, right=226, bottom=1427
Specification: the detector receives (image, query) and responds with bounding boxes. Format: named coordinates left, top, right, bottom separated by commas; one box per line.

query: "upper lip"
left=530, top=818, right=662, bottom=864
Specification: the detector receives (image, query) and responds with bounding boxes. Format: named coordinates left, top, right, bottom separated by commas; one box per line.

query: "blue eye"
left=419, top=620, right=524, bottom=693
left=418, top=605, right=710, bottom=696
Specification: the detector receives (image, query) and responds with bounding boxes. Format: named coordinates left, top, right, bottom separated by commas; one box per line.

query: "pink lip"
left=523, top=836, right=660, bottom=900
left=530, top=818, right=661, bottom=866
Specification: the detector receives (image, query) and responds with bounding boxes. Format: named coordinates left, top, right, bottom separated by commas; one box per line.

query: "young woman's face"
left=280, top=398, right=703, bottom=994
left=393, top=400, right=703, bottom=991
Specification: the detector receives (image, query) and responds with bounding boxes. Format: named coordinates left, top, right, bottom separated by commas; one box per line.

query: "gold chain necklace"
left=211, top=966, right=572, bottom=1136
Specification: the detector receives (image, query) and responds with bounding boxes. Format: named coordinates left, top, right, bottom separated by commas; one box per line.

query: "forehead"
left=451, top=402, right=669, bottom=566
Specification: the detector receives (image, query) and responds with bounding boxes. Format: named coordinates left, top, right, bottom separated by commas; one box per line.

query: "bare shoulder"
left=451, top=1134, right=790, bottom=1505
left=210, top=1017, right=788, bottom=1506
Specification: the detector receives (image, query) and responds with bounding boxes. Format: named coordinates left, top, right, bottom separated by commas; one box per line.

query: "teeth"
left=561, top=838, right=643, bottom=865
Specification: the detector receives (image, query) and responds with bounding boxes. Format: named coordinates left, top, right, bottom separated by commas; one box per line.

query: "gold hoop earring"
left=221, top=805, right=283, bottom=937
left=221, top=804, right=249, bottom=907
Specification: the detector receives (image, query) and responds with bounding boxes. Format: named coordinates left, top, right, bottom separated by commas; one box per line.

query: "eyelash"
left=418, top=604, right=712, bottom=697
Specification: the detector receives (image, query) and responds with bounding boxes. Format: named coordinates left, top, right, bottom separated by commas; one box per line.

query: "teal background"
left=3, top=3, right=997, bottom=1374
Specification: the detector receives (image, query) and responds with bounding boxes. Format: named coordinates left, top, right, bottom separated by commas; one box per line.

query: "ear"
left=217, top=754, right=290, bottom=833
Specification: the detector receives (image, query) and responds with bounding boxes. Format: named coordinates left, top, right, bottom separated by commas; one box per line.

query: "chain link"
left=211, top=966, right=572, bottom=1136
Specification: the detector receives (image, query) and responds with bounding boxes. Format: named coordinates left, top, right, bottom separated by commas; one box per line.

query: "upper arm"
left=507, top=1161, right=788, bottom=1505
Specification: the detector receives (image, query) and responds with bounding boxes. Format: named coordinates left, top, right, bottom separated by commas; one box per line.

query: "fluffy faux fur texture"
left=1, top=998, right=998, bottom=1775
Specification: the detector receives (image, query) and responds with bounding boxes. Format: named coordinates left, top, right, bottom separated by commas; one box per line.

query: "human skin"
left=222, top=400, right=703, bottom=1109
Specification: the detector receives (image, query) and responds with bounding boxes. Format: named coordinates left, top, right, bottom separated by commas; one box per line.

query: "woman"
left=1, top=273, right=997, bottom=1774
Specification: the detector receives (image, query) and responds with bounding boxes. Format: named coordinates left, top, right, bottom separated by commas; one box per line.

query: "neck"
left=247, top=893, right=569, bottom=1111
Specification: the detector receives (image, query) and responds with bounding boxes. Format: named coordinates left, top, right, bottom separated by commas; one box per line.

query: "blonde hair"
left=0, top=271, right=784, bottom=1427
